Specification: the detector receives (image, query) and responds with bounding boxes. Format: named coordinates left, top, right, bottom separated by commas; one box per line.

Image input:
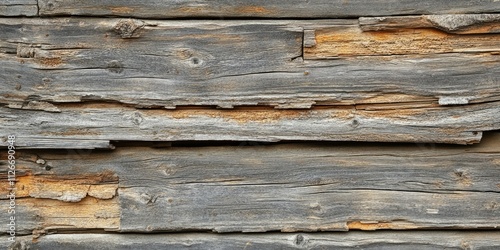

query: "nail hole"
left=192, top=58, right=200, bottom=64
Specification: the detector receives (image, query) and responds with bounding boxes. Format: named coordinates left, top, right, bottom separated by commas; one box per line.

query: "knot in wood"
left=113, top=19, right=145, bottom=38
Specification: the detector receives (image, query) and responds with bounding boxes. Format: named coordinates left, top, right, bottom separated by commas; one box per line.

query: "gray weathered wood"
left=1, top=18, right=499, bottom=108
left=0, top=0, right=37, bottom=16
left=4, top=232, right=500, bottom=249
left=360, top=14, right=500, bottom=34
left=37, top=0, right=500, bottom=18
left=3, top=134, right=499, bottom=233
left=3, top=100, right=500, bottom=147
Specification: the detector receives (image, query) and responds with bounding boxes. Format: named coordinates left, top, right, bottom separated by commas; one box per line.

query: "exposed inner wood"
left=305, top=26, right=500, bottom=59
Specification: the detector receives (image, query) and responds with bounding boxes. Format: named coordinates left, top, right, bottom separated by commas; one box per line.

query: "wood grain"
left=4, top=232, right=500, bottom=249
left=2, top=134, right=499, bottom=233
left=36, top=0, right=500, bottom=18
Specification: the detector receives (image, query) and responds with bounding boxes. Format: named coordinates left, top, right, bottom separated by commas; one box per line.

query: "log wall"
left=1, top=1, right=499, bottom=248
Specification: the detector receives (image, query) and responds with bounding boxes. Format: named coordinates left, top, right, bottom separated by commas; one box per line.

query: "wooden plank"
left=360, top=14, right=500, bottom=34
left=304, top=25, right=500, bottom=59
left=0, top=18, right=499, bottom=108
left=2, top=134, right=499, bottom=233
left=3, top=100, right=500, bottom=146
left=4, top=232, right=500, bottom=249
left=37, top=0, right=500, bottom=18
left=0, top=0, right=38, bottom=16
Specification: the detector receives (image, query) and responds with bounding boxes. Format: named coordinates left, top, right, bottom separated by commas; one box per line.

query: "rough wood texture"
left=0, top=0, right=37, bottom=16
left=2, top=133, right=499, bottom=233
left=4, top=232, right=500, bottom=249
left=36, top=0, right=500, bottom=18
left=3, top=100, right=500, bottom=147
left=360, top=14, right=500, bottom=34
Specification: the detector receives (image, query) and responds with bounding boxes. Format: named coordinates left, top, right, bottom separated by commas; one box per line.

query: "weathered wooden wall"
left=1, top=0, right=499, bottom=248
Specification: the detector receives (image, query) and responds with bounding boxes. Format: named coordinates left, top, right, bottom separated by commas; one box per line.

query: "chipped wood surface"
left=3, top=231, right=500, bottom=249
left=33, top=0, right=500, bottom=18
left=0, top=170, right=120, bottom=234
left=2, top=133, right=499, bottom=233
left=304, top=26, right=500, bottom=58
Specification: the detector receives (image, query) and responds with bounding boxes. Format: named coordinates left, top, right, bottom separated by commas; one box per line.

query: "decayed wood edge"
left=35, top=0, right=500, bottom=18
left=0, top=18, right=499, bottom=109
left=359, top=14, right=500, bottom=34
left=0, top=0, right=38, bottom=17
left=3, top=232, right=500, bottom=249
left=2, top=100, right=500, bottom=146
left=0, top=170, right=120, bottom=235
left=2, top=134, right=498, bottom=233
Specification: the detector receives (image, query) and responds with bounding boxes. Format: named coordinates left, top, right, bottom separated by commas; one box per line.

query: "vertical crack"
left=36, top=0, right=40, bottom=16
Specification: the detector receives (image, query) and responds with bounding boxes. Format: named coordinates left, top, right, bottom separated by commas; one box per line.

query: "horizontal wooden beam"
left=34, top=0, right=500, bottom=18
left=3, top=100, right=500, bottom=146
left=4, top=232, right=500, bottom=249
left=2, top=135, right=499, bottom=233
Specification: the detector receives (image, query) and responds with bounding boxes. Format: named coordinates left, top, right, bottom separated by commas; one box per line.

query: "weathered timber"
left=360, top=14, right=500, bottom=34
left=4, top=232, right=500, bottom=249
left=2, top=134, right=499, bottom=233
left=0, top=0, right=37, bottom=16
left=304, top=23, right=500, bottom=59
left=36, top=0, right=500, bottom=18
left=0, top=18, right=499, bottom=109
left=3, top=100, right=500, bottom=147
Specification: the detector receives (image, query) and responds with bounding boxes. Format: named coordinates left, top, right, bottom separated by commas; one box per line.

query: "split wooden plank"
left=0, top=0, right=38, bottom=16
left=0, top=18, right=499, bottom=109
left=2, top=100, right=500, bottom=146
left=36, top=0, right=500, bottom=18
left=304, top=16, right=500, bottom=59
left=4, top=232, right=500, bottom=249
left=2, top=134, right=499, bottom=233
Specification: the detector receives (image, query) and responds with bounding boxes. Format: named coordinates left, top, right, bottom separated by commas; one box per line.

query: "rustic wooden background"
left=1, top=1, right=500, bottom=249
